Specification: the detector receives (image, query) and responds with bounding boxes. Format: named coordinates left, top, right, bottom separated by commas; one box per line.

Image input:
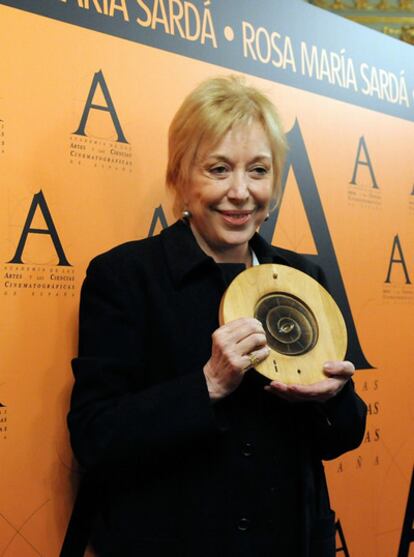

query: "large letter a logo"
left=73, top=70, right=128, bottom=143
left=8, top=190, right=71, bottom=266
left=260, top=120, right=372, bottom=370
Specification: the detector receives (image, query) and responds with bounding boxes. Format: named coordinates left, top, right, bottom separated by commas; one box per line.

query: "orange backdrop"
left=0, top=2, right=413, bottom=556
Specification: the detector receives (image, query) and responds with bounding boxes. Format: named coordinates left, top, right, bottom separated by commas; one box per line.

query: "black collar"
left=161, top=220, right=291, bottom=286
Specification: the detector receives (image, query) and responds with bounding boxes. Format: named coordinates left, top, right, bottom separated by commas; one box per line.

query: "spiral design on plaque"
left=254, top=293, right=318, bottom=355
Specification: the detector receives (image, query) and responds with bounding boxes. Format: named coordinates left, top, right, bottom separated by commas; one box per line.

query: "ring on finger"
left=247, top=352, right=260, bottom=368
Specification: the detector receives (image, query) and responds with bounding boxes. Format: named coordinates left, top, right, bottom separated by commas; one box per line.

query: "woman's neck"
left=189, top=224, right=252, bottom=267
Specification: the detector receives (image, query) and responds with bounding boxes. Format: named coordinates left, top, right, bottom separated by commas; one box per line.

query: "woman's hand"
left=264, top=360, right=355, bottom=403
left=204, top=317, right=269, bottom=401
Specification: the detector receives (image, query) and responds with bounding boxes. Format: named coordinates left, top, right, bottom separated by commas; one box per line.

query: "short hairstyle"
left=166, top=75, right=287, bottom=216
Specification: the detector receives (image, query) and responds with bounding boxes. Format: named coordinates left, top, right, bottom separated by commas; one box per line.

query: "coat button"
left=237, top=517, right=251, bottom=531
left=242, top=442, right=253, bottom=457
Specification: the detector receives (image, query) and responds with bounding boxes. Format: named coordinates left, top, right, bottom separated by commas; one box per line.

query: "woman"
left=63, top=76, right=366, bottom=556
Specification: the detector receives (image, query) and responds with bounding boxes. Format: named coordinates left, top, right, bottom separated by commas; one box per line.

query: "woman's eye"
left=250, top=166, right=269, bottom=176
left=209, top=165, right=228, bottom=175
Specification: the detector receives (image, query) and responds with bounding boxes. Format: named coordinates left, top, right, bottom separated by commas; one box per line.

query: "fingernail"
left=323, top=361, right=334, bottom=370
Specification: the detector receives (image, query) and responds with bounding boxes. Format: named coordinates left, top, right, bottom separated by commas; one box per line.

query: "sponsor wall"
left=0, top=1, right=413, bottom=555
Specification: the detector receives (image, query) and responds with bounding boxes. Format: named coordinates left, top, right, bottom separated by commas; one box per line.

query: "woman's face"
left=184, top=120, right=273, bottom=262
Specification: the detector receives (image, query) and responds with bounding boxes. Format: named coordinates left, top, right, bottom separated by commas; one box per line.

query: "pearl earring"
left=182, top=209, right=192, bottom=220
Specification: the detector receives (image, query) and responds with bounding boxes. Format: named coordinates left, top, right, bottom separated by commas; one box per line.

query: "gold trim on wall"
left=307, top=0, right=414, bottom=43
left=309, top=0, right=414, bottom=11
left=349, top=15, right=414, bottom=21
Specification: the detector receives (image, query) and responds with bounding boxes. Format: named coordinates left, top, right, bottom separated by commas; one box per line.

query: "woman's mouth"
left=218, top=210, right=254, bottom=226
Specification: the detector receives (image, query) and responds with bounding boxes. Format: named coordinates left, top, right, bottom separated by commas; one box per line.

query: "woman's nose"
left=227, top=172, right=249, bottom=201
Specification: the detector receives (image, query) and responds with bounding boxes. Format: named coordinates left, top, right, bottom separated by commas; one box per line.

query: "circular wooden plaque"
left=219, top=264, right=347, bottom=385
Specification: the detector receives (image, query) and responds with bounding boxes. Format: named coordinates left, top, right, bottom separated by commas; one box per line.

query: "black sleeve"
left=298, top=380, right=367, bottom=461
left=68, top=254, right=217, bottom=471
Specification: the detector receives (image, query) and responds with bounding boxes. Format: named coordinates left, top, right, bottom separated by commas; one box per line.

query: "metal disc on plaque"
left=219, top=264, right=347, bottom=385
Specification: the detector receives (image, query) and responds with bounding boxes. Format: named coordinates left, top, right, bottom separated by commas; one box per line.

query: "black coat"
left=64, top=220, right=366, bottom=557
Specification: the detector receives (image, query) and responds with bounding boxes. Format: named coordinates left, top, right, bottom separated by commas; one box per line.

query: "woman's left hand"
left=264, top=360, right=355, bottom=403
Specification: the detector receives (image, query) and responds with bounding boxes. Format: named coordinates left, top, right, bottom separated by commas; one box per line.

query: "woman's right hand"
left=203, top=317, right=269, bottom=401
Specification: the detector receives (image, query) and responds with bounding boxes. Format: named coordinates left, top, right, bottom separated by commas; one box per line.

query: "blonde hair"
left=166, top=75, right=287, bottom=217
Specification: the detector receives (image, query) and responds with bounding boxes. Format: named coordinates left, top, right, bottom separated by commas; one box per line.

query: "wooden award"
left=219, top=264, right=347, bottom=385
